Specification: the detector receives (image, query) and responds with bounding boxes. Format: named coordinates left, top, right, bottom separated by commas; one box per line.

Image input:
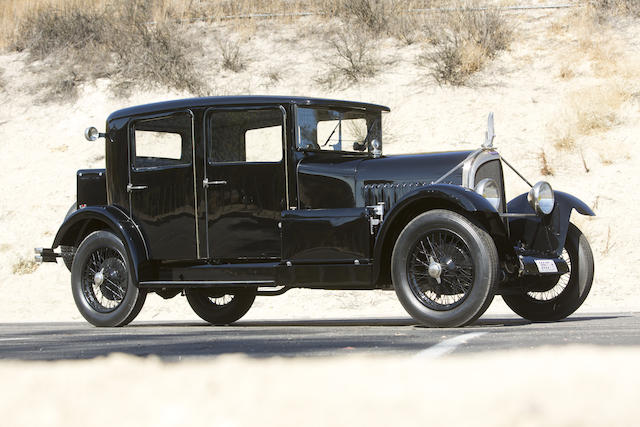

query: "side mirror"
left=483, top=112, right=495, bottom=148
left=84, top=126, right=107, bottom=142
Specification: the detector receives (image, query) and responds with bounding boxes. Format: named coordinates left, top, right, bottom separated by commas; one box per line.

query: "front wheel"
left=185, top=288, right=256, bottom=325
left=71, top=230, right=146, bottom=327
left=391, top=210, right=499, bottom=327
left=502, top=222, right=594, bottom=321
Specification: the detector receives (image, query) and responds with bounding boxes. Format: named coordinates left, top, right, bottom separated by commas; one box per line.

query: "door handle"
left=203, top=179, right=227, bottom=188
left=127, top=183, right=148, bottom=192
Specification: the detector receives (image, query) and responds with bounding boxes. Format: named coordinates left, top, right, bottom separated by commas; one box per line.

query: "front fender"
left=507, top=191, right=595, bottom=256
left=372, top=184, right=508, bottom=285
left=52, top=205, right=149, bottom=284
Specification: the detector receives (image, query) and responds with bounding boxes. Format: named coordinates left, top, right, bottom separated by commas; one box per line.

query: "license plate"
left=534, top=259, right=558, bottom=273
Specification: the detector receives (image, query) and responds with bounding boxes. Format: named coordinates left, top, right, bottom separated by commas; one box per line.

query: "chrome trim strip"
left=432, top=148, right=483, bottom=186
left=139, top=280, right=276, bottom=286
left=279, top=104, right=290, bottom=209
left=463, top=149, right=501, bottom=189
left=187, top=109, right=201, bottom=259
left=499, top=213, right=537, bottom=218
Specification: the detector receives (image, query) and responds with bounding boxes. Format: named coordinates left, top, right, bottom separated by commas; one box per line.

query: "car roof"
left=108, top=96, right=391, bottom=121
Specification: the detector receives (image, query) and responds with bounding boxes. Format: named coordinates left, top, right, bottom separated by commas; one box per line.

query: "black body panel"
left=281, top=208, right=371, bottom=262
left=77, top=169, right=107, bottom=207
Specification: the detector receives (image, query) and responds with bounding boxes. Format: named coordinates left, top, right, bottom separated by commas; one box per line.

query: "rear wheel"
left=185, top=288, right=256, bottom=325
left=71, top=230, right=146, bottom=327
left=391, top=210, right=498, bottom=327
left=502, top=222, right=593, bottom=321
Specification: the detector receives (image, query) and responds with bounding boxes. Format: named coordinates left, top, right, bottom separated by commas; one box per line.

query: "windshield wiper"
left=321, top=120, right=341, bottom=147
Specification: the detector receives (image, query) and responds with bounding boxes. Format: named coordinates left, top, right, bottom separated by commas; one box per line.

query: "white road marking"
left=413, top=332, right=488, bottom=359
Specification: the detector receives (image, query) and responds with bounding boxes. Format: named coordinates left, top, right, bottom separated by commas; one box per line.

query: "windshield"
left=296, top=106, right=381, bottom=153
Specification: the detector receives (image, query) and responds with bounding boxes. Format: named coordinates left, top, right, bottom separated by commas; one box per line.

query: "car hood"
left=354, top=151, right=472, bottom=207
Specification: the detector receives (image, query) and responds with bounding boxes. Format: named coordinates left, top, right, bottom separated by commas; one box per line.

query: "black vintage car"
left=36, top=96, right=594, bottom=327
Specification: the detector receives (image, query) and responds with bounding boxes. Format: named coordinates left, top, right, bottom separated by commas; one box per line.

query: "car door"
left=203, top=106, right=287, bottom=260
left=128, top=110, right=199, bottom=260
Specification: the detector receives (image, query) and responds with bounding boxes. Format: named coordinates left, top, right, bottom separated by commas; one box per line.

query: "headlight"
left=528, top=181, right=555, bottom=215
left=475, top=178, right=501, bottom=210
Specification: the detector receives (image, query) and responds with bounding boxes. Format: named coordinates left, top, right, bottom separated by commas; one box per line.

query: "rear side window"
left=206, top=108, right=284, bottom=164
left=132, top=112, right=192, bottom=169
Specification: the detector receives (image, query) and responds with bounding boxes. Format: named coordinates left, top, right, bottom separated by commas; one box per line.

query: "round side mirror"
left=84, top=127, right=99, bottom=141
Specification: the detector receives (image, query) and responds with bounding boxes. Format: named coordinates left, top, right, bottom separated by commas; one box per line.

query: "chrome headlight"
left=528, top=181, right=555, bottom=215
left=475, top=178, right=501, bottom=211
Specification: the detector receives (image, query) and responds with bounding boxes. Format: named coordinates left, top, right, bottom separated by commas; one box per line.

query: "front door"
left=128, top=111, right=198, bottom=260
left=203, top=106, right=287, bottom=260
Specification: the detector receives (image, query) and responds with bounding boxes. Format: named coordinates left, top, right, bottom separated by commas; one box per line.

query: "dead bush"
left=218, top=39, right=246, bottom=72
left=423, top=4, right=512, bottom=85
left=592, top=0, right=640, bottom=17
left=12, top=1, right=206, bottom=101
left=319, top=27, right=379, bottom=87
left=12, top=256, right=39, bottom=275
left=539, top=150, right=554, bottom=176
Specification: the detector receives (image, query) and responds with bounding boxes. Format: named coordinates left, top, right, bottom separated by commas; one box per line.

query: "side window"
left=207, top=108, right=283, bottom=163
left=132, top=113, right=191, bottom=169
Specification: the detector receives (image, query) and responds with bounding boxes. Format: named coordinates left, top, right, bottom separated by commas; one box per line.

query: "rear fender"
left=507, top=191, right=595, bottom=256
left=372, top=184, right=509, bottom=285
left=52, top=205, right=149, bottom=284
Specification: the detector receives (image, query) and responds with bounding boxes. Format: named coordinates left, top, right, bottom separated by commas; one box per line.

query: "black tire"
left=185, top=288, right=256, bottom=325
left=71, top=230, right=146, bottom=327
left=391, top=210, right=499, bottom=328
left=61, top=203, right=77, bottom=272
left=502, top=222, right=594, bottom=321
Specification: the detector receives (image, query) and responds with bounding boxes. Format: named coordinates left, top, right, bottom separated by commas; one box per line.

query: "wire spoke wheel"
left=71, top=230, right=146, bottom=327
left=392, top=210, right=498, bottom=328
left=80, top=247, right=128, bottom=313
left=185, top=288, right=256, bottom=325
left=407, top=230, right=475, bottom=310
left=502, top=222, right=594, bottom=322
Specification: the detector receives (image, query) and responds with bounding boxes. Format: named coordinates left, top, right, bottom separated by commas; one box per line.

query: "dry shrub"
left=539, top=150, right=554, bottom=176
left=592, top=0, right=640, bottom=18
left=11, top=1, right=206, bottom=101
left=318, top=27, right=379, bottom=87
left=558, top=63, right=575, bottom=79
left=324, top=0, right=436, bottom=44
left=423, top=3, right=512, bottom=86
left=552, top=82, right=631, bottom=149
left=12, top=256, right=39, bottom=275
left=218, top=38, right=246, bottom=72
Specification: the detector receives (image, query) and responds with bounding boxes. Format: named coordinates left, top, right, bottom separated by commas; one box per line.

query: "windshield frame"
left=294, top=105, right=382, bottom=156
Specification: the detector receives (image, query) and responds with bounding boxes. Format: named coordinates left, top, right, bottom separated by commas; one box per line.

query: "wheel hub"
left=93, top=269, right=105, bottom=287
left=427, top=258, right=442, bottom=284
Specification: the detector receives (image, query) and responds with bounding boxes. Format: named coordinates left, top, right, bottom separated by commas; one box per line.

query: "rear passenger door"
left=128, top=111, right=199, bottom=260
left=203, top=106, right=287, bottom=260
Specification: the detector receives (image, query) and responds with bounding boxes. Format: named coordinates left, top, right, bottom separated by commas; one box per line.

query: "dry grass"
left=539, top=150, right=554, bottom=176
left=552, top=82, right=632, bottom=150
left=318, top=26, right=379, bottom=88
left=12, top=256, right=39, bottom=275
left=558, top=63, right=575, bottom=80
left=592, top=0, right=640, bottom=18
left=218, top=38, right=246, bottom=72
left=421, top=2, right=513, bottom=86
left=10, top=1, right=206, bottom=100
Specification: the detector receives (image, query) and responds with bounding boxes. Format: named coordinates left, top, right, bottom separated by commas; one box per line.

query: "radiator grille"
left=474, top=159, right=506, bottom=212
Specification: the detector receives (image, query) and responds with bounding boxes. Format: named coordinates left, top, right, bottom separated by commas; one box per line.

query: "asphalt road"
left=0, top=313, right=639, bottom=361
